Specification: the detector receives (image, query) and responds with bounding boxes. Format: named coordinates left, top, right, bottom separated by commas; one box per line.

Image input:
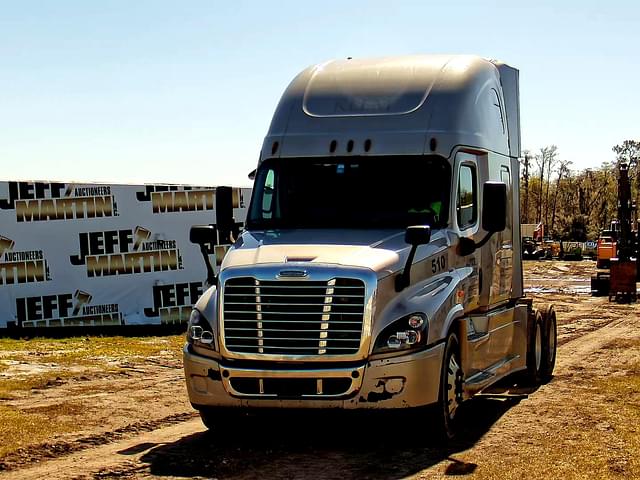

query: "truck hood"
left=221, top=229, right=449, bottom=278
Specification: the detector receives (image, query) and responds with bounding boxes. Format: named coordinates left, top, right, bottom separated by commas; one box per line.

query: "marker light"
left=408, top=314, right=424, bottom=328
left=189, top=308, right=202, bottom=325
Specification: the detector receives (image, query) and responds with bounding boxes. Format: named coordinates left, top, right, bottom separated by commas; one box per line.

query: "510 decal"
left=431, top=254, right=447, bottom=274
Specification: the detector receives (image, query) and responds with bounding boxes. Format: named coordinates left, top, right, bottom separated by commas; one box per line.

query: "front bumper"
left=183, top=343, right=444, bottom=409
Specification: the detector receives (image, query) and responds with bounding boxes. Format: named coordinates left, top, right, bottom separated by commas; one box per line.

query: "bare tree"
left=520, top=150, right=531, bottom=223
left=550, top=159, right=572, bottom=232
left=534, top=145, right=558, bottom=228
left=612, top=139, right=640, bottom=164
left=612, top=139, right=640, bottom=222
left=520, top=143, right=635, bottom=240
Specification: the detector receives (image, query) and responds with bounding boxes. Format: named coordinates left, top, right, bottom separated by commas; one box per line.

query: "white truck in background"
left=184, top=55, right=557, bottom=439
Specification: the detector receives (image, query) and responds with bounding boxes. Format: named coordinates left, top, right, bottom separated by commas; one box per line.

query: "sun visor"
left=302, top=57, right=446, bottom=117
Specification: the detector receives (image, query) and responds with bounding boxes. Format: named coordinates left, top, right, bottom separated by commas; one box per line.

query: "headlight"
left=372, top=313, right=428, bottom=354
left=187, top=308, right=216, bottom=350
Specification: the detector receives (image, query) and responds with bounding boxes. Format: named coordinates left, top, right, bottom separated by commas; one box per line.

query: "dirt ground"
left=1, top=260, right=639, bottom=479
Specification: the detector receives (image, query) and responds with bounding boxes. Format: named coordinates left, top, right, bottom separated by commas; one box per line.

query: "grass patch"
left=0, top=335, right=185, bottom=458
left=0, top=405, right=75, bottom=458
left=0, top=335, right=184, bottom=397
left=0, top=335, right=185, bottom=364
left=595, top=360, right=640, bottom=476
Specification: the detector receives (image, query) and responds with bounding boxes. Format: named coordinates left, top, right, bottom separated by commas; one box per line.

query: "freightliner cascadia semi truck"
left=184, top=55, right=558, bottom=439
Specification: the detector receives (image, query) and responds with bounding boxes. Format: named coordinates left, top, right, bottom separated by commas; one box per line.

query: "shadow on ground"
left=139, top=391, right=532, bottom=479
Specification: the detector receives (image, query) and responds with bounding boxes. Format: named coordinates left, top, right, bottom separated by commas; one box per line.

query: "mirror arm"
left=395, top=244, right=419, bottom=292
left=458, top=231, right=497, bottom=256
left=473, top=231, right=495, bottom=250
left=199, top=244, right=217, bottom=287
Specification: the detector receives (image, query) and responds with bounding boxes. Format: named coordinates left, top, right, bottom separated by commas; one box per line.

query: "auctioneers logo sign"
left=136, top=185, right=243, bottom=214
left=0, top=181, right=118, bottom=222
left=143, top=281, right=204, bottom=324
left=15, top=289, right=123, bottom=328
left=69, top=226, right=183, bottom=277
left=0, top=235, right=50, bottom=286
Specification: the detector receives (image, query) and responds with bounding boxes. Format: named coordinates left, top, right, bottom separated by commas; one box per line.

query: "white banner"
left=0, top=181, right=250, bottom=329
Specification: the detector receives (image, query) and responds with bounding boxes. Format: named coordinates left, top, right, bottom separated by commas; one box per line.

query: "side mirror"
left=457, top=181, right=507, bottom=257
left=482, top=182, right=507, bottom=233
left=248, top=169, right=256, bottom=181
left=405, top=225, right=431, bottom=246
left=396, top=225, right=431, bottom=292
left=190, top=225, right=218, bottom=246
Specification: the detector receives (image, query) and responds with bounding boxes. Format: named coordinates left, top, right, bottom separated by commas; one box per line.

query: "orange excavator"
left=591, top=163, right=639, bottom=301
left=595, top=220, right=619, bottom=269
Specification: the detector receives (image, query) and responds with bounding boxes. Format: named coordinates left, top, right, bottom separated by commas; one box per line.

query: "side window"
left=500, top=165, right=510, bottom=187
left=457, top=165, right=477, bottom=229
left=261, top=169, right=275, bottom=218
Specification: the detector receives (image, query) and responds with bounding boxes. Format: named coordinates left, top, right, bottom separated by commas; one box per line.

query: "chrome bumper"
left=183, top=343, right=444, bottom=409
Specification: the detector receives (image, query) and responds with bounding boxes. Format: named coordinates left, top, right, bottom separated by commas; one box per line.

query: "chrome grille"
left=222, top=277, right=365, bottom=355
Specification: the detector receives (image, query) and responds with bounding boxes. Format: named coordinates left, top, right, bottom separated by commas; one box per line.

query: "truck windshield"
left=247, top=156, right=450, bottom=230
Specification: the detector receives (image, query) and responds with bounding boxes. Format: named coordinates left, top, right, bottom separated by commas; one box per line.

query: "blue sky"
left=1, top=0, right=638, bottom=186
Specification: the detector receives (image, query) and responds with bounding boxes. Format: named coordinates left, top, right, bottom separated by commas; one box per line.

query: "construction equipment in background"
left=522, top=236, right=545, bottom=259
left=559, top=240, right=583, bottom=260
left=582, top=240, right=598, bottom=259
left=591, top=163, right=638, bottom=301
left=521, top=222, right=544, bottom=241
left=596, top=220, right=619, bottom=268
left=521, top=223, right=555, bottom=260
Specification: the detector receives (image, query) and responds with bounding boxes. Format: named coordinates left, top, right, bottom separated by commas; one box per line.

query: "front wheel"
left=436, top=333, right=464, bottom=440
left=199, top=408, right=245, bottom=432
left=199, top=409, right=219, bottom=431
left=524, top=309, right=544, bottom=385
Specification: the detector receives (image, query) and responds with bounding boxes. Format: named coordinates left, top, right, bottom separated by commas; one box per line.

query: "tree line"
left=519, top=140, right=640, bottom=241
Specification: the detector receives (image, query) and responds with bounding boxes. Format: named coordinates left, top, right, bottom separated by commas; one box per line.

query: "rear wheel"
left=540, top=305, right=557, bottom=382
left=436, top=333, right=464, bottom=440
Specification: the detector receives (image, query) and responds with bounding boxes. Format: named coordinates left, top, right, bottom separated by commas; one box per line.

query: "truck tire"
left=540, top=305, right=557, bottom=382
left=199, top=409, right=219, bottom=431
left=199, top=408, right=241, bottom=432
left=435, top=333, right=464, bottom=440
left=524, top=309, right=544, bottom=385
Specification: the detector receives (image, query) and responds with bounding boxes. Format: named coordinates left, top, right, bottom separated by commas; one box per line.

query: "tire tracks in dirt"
left=0, top=412, right=197, bottom=475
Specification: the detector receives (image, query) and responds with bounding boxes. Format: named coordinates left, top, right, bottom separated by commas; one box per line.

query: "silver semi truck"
left=184, top=55, right=558, bottom=438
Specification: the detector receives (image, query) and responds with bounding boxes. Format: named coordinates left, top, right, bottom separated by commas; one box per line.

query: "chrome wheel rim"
left=535, top=322, right=542, bottom=372
left=447, top=354, right=462, bottom=419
